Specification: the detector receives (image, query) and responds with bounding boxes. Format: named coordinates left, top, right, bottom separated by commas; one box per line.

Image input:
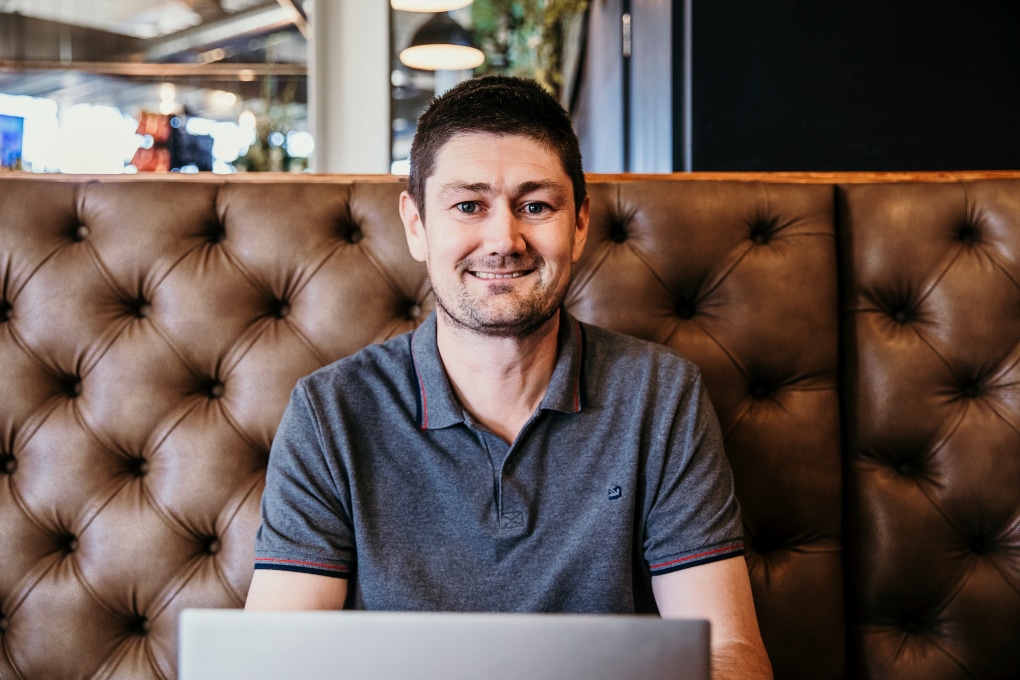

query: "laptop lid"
left=179, top=609, right=710, bottom=680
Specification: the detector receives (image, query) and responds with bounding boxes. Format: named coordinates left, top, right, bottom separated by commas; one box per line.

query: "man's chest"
left=337, top=414, right=652, bottom=611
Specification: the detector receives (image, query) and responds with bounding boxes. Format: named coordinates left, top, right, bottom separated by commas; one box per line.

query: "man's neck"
left=435, top=310, right=562, bottom=445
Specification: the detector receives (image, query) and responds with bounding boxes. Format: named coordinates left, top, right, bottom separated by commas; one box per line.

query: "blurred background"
left=1, top=0, right=1017, bottom=175
left=0, top=0, right=311, bottom=174
left=0, top=0, right=588, bottom=175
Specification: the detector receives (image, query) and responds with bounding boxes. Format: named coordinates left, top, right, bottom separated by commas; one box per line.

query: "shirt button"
left=503, top=463, right=515, bottom=476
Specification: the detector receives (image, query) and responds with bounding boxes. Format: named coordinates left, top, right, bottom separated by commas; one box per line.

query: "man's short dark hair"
left=407, top=75, right=586, bottom=220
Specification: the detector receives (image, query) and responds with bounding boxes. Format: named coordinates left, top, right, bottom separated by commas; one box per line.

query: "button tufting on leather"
left=60, top=535, right=78, bottom=555
left=0, top=300, right=10, bottom=322
left=749, top=382, right=771, bottom=399
left=0, top=613, right=7, bottom=633
left=347, top=225, right=364, bottom=244
left=957, top=223, right=978, bottom=245
left=207, top=222, right=226, bottom=244
left=961, top=381, right=981, bottom=399
left=276, top=301, right=291, bottom=319
left=891, top=308, right=912, bottom=324
left=129, top=615, right=150, bottom=636
left=207, top=538, right=222, bottom=555
left=63, top=376, right=83, bottom=398
left=406, top=303, right=422, bottom=321
left=676, top=299, right=696, bottom=319
left=844, top=180, right=1020, bottom=679
left=127, top=298, right=151, bottom=319
left=1, top=454, right=17, bottom=474
left=750, top=218, right=777, bottom=245
left=74, top=225, right=90, bottom=241
left=257, top=448, right=271, bottom=468
left=208, top=381, right=225, bottom=399
left=128, top=457, right=150, bottom=477
left=608, top=220, right=628, bottom=243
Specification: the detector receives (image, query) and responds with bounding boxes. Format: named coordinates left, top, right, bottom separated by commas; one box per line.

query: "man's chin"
left=439, top=302, right=561, bottom=339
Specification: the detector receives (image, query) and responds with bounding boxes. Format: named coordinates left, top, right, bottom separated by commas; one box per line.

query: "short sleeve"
left=643, top=370, right=745, bottom=575
left=253, top=382, right=355, bottom=578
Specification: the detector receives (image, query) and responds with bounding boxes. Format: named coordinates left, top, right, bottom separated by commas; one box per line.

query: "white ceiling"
left=0, top=0, right=269, bottom=37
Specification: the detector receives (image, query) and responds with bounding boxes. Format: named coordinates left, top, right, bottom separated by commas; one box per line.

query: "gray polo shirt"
left=254, top=311, right=743, bottom=613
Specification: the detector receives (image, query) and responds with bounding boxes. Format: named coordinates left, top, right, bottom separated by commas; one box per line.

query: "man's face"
left=400, top=132, right=589, bottom=337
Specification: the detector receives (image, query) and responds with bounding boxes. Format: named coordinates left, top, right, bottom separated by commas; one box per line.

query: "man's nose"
left=483, top=205, right=526, bottom=255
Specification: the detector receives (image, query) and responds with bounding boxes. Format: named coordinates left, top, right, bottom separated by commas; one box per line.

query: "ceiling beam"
left=139, top=3, right=296, bottom=62
left=275, top=0, right=308, bottom=38
left=0, top=60, right=305, bottom=77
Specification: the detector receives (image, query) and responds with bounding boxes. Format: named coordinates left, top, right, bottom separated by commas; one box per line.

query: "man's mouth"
left=471, top=270, right=531, bottom=280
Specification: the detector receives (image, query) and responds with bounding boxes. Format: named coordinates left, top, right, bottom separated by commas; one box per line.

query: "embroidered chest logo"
left=608, top=486, right=622, bottom=500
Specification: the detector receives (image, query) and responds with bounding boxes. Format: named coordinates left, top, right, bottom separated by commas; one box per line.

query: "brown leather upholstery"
left=0, top=173, right=1016, bottom=679
left=840, top=180, right=1020, bottom=679
left=572, top=181, right=843, bottom=679
left=0, top=178, right=430, bottom=679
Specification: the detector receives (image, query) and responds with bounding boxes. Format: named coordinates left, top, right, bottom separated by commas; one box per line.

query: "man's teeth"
left=473, top=271, right=525, bottom=279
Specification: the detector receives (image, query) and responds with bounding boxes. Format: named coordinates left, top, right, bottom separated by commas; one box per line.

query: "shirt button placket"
left=497, top=442, right=528, bottom=538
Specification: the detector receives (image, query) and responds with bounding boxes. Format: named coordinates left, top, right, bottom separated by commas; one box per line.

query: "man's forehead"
left=427, top=132, right=568, bottom=191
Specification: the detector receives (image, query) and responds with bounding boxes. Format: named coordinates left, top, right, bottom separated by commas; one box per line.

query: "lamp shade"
left=391, top=1, right=473, bottom=11
left=399, top=13, right=485, bottom=71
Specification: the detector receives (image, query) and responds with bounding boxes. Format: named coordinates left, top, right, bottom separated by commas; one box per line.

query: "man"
left=246, top=75, right=772, bottom=679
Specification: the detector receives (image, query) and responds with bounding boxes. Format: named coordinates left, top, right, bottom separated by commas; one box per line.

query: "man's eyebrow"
left=437, top=182, right=492, bottom=197
left=437, top=180, right=566, bottom=198
left=513, top=180, right=567, bottom=198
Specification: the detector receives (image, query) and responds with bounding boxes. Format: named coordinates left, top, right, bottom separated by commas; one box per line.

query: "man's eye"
left=523, top=203, right=547, bottom=214
left=456, top=202, right=478, bottom=214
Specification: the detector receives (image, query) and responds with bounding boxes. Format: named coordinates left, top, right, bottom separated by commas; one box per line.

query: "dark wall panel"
left=693, top=1, right=1020, bottom=171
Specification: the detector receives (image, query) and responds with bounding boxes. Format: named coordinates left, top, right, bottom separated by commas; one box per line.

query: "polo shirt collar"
left=409, top=309, right=585, bottom=430
left=540, top=310, right=586, bottom=415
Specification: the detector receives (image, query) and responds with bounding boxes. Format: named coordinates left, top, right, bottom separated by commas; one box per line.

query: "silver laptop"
left=179, top=609, right=709, bottom=680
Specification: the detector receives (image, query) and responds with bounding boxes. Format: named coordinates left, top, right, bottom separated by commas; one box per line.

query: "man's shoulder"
left=579, top=320, right=702, bottom=378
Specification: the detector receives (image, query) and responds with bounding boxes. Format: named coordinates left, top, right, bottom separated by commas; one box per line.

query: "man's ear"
left=399, top=191, right=428, bottom=263
left=571, top=194, right=591, bottom=263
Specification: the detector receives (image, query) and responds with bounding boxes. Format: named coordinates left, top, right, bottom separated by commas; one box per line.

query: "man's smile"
left=470, top=270, right=534, bottom=279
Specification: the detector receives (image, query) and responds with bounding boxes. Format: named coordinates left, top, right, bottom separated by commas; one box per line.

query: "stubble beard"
left=431, top=255, right=570, bottom=339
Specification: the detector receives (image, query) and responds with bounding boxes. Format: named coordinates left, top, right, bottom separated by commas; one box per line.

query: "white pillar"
left=308, top=0, right=390, bottom=173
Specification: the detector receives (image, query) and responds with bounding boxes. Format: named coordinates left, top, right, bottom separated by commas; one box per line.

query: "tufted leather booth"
left=0, top=172, right=1017, bottom=679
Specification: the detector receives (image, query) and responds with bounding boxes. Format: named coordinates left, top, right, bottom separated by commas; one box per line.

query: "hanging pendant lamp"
left=399, top=12, right=485, bottom=71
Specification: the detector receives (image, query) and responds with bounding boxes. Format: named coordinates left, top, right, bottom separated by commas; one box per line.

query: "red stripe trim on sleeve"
left=649, top=544, right=744, bottom=571
left=255, top=557, right=349, bottom=573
